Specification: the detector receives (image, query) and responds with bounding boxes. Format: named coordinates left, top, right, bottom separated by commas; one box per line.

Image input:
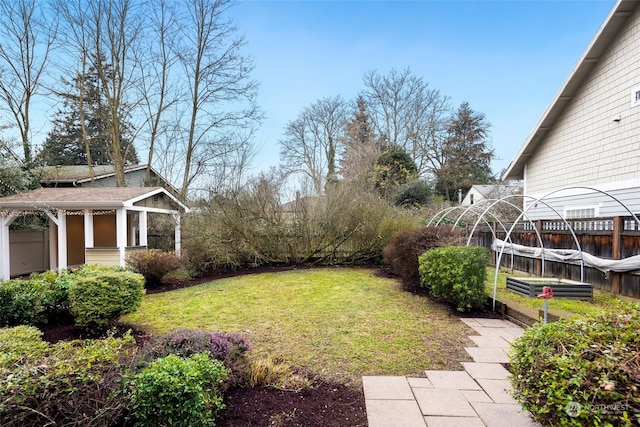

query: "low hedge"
left=510, top=305, right=640, bottom=426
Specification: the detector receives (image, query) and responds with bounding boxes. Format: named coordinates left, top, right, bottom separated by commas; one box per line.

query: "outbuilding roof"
left=0, top=187, right=189, bottom=212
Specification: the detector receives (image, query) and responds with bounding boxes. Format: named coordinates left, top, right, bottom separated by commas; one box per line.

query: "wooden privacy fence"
left=469, top=216, right=640, bottom=299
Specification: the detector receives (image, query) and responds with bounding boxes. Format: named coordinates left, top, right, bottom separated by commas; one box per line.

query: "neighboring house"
left=0, top=187, right=189, bottom=280
left=37, top=164, right=182, bottom=201
left=461, top=184, right=522, bottom=206
left=503, top=0, right=640, bottom=220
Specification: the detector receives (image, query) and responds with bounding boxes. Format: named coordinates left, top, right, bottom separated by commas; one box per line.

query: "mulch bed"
left=39, top=264, right=369, bottom=427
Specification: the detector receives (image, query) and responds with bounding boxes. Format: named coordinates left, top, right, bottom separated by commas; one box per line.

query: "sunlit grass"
left=485, top=267, right=628, bottom=318
left=122, top=267, right=473, bottom=384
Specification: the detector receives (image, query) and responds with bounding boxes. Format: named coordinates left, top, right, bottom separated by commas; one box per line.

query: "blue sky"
left=232, top=0, right=616, bottom=178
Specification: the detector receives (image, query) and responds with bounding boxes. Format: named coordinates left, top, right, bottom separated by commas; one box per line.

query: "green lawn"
left=122, top=267, right=473, bottom=384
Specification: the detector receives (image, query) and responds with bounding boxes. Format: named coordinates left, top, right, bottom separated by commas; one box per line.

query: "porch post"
left=139, top=210, right=148, bottom=247
left=84, top=210, right=94, bottom=248
left=49, top=221, right=57, bottom=270
left=57, top=211, right=68, bottom=270
left=173, top=213, right=181, bottom=256
left=116, top=208, right=127, bottom=267
left=0, top=214, right=16, bottom=280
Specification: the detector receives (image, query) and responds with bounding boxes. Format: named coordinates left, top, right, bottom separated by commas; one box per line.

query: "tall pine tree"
left=38, top=64, right=138, bottom=167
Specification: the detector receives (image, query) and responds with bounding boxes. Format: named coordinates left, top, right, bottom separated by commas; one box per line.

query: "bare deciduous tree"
left=177, top=0, right=262, bottom=199
left=279, top=96, right=348, bottom=195
left=0, top=0, right=57, bottom=165
left=362, top=68, right=450, bottom=176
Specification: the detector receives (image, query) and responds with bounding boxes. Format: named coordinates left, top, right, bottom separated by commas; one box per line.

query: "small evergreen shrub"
left=0, top=330, right=136, bottom=427
left=418, top=246, right=489, bottom=312
left=383, top=226, right=464, bottom=290
left=126, top=249, right=182, bottom=288
left=130, top=352, right=228, bottom=427
left=141, top=329, right=251, bottom=385
left=0, top=279, right=45, bottom=327
left=510, top=305, right=640, bottom=426
left=69, top=270, right=145, bottom=334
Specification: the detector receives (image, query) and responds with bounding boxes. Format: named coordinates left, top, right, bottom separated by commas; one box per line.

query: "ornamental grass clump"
left=510, top=303, right=640, bottom=426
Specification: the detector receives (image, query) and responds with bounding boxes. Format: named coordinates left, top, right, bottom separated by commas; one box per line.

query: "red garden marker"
left=537, top=286, right=554, bottom=323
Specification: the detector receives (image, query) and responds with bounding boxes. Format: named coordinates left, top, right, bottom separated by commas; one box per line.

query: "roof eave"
left=502, top=0, right=637, bottom=181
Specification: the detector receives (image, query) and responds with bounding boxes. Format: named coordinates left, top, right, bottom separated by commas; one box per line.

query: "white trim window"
left=564, top=206, right=598, bottom=219
left=631, top=86, right=640, bottom=107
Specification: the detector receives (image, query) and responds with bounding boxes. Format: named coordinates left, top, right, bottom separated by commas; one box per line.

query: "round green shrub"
left=0, top=279, right=45, bottom=327
left=69, top=270, right=145, bottom=334
left=510, top=305, right=640, bottom=426
left=418, top=246, right=489, bottom=312
left=131, top=352, right=229, bottom=427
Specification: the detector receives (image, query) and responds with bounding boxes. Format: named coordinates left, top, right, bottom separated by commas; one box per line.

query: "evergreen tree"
left=37, top=65, right=138, bottom=166
left=339, top=96, right=381, bottom=188
left=435, top=102, right=494, bottom=201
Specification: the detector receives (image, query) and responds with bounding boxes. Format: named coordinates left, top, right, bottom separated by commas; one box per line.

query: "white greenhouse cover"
left=492, top=239, right=640, bottom=274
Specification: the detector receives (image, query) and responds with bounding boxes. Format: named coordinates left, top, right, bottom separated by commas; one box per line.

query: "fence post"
left=535, top=220, right=542, bottom=276
left=612, top=216, right=622, bottom=294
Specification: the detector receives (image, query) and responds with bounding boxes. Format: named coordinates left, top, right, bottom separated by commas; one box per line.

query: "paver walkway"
left=363, top=317, right=541, bottom=427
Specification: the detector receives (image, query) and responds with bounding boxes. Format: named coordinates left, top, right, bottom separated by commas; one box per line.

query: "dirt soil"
left=39, top=264, right=369, bottom=427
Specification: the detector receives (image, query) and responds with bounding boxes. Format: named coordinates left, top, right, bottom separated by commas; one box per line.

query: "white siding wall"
left=526, top=7, right=640, bottom=199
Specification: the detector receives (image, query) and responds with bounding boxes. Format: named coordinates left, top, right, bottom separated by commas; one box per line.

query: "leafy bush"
left=418, top=246, right=489, bottom=312
left=0, top=330, right=136, bottom=427
left=30, top=269, right=74, bottom=324
left=141, top=329, right=250, bottom=386
left=69, top=270, right=145, bottom=334
left=126, top=249, right=183, bottom=288
left=0, top=279, right=45, bottom=327
left=510, top=306, right=640, bottom=426
left=394, top=179, right=432, bottom=207
left=130, top=352, right=228, bottom=427
left=383, top=226, right=464, bottom=290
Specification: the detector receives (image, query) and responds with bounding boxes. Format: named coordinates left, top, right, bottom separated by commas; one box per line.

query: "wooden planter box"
left=506, top=277, right=593, bottom=301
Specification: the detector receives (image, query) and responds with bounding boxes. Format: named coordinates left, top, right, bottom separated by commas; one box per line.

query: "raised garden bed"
left=506, top=277, right=593, bottom=301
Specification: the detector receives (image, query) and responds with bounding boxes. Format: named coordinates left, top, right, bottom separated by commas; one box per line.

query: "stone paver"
left=425, top=370, right=482, bottom=390
left=366, top=399, right=427, bottom=427
left=362, top=375, right=415, bottom=400
left=363, top=318, right=541, bottom=427
left=475, top=378, right=517, bottom=404
left=413, top=388, right=477, bottom=417
left=471, top=402, right=540, bottom=427
left=425, top=416, right=486, bottom=427
left=408, top=377, right=434, bottom=388
left=465, top=346, right=510, bottom=363
left=463, top=362, right=510, bottom=380
left=469, top=335, right=511, bottom=348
